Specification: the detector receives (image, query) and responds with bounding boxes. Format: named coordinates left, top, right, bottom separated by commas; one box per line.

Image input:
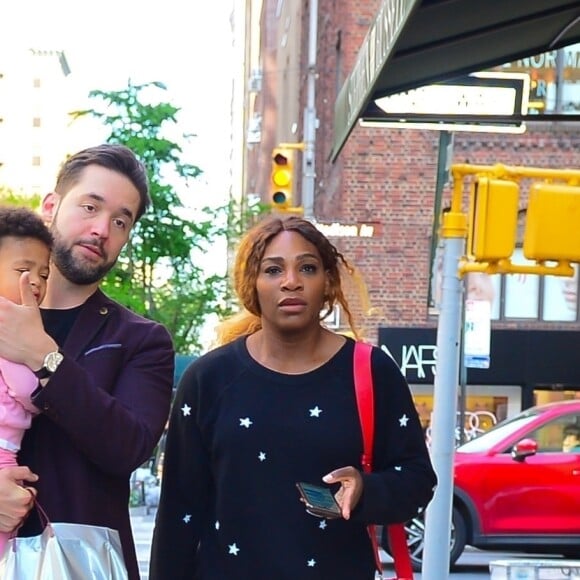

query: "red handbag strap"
left=353, top=341, right=414, bottom=580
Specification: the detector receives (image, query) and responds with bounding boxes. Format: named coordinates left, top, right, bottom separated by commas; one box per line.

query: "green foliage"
left=0, top=187, right=41, bottom=209
left=71, top=81, right=228, bottom=353
left=218, top=195, right=270, bottom=312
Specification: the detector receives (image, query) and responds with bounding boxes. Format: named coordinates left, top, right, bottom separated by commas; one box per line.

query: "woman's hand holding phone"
left=296, top=482, right=342, bottom=519
left=322, top=466, right=363, bottom=520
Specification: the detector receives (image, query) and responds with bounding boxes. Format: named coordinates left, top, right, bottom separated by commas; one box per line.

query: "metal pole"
left=555, top=48, right=564, bottom=113
left=422, top=233, right=465, bottom=577
left=458, top=277, right=467, bottom=446
left=302, top=0, right=317, bottom=219
left=427, top=131, right=453, bottom=308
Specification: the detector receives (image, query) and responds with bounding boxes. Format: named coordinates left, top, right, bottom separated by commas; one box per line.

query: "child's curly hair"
left=0, top=206, right=52, bottom=249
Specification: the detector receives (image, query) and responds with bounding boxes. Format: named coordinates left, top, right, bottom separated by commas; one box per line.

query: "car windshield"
left=457, top=408, right=544, bottom=453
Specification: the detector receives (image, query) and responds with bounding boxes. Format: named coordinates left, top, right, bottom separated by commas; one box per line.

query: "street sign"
left=360, top=72, right=530, bottom=133
left=464, top=299, right=491, bottom=369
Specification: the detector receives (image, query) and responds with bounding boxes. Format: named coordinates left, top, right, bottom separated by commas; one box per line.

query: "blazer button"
left=99, top=307, right=108, bottom=315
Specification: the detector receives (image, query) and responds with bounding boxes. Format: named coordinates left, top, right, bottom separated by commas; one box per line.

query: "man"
left=0, top=144, right=175, bottom=580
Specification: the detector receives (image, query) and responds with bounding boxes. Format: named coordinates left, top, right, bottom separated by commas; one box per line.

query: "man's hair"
left=0, top=205, right=53, bottom=249
left=54, top=144, right=151, bottom=221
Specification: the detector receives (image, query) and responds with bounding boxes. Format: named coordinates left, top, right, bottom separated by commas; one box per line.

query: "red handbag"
left=354, top=341, right=414, bottom=580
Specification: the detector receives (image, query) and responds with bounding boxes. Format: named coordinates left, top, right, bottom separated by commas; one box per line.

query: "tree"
left=0, top=187, right=41, bottom=209
left=71, top=81, right=228, bottom=353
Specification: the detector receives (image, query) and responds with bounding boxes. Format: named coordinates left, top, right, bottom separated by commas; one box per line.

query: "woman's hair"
left=216, top=215, right=361, bottom=345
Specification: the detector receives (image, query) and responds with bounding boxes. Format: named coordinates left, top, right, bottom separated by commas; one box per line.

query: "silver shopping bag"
left=0, top=505, right=128, bottom=580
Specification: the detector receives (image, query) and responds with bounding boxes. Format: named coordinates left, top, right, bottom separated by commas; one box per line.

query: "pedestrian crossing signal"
left=468, top=177, right=519, bottom=262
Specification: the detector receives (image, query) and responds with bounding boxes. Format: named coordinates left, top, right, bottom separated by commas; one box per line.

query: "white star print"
left=181, top=404, right=191, bottom=416
left=215, top=521, right=220, bottom=530
left=319, top=520, right=327, bottom=529
left=183, top=514, right=192, bottom=523
left=258, top=452, right=266, bottom=461
left=240, top=417, right=253, bottom=428
left=228, top=543, right=240, bottom=555
left=307, top=558, right=316, bottom=567
left=399, top=414, right=409, bottom=427
left=309, top=406, right=322, bottom=418
left=394, top=465, right=402, bottom=471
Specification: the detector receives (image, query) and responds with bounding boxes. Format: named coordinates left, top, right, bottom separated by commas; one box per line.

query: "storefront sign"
left=314, top=222, right=374, bottom=238
left=332, top=0, right=419, bottom=159
left=379, top=327, right=580, bottom=386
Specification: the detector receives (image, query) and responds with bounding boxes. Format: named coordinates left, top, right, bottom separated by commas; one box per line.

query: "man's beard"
left=51, top=232, right=116, bottom=285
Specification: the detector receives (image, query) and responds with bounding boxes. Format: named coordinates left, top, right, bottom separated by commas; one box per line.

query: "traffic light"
left=523, top=182, right=580, bottom=262
left=270, top=147, right=294, bottom=210
left=467, top=176, right=519, bottom=262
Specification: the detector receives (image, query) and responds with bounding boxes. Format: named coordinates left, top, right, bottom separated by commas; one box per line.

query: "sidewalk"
left=130, top=505, right=156, bottom=580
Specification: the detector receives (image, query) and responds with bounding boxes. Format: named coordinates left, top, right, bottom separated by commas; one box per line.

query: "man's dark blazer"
left=18, top=289, right=174, bottom=580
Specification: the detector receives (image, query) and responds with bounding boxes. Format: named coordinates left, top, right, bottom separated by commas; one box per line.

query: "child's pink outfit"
left=0, top=357, right=39, bottom=554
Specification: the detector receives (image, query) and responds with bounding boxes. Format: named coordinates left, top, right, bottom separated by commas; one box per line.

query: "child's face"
left=0, top=236, right=50, bottom=304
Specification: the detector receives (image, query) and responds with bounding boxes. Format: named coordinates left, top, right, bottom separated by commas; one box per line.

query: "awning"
left=332, top=0, right=580, bottom=160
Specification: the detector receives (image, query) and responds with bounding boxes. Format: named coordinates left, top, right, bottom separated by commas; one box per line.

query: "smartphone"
left=296, top=482, right=342, bottom=518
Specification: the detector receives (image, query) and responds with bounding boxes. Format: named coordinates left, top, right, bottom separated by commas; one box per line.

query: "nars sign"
left=382, top=344, right=437, bottom=380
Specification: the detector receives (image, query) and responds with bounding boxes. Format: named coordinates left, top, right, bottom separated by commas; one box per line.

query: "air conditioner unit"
left=249, top=69, right=263, bottom=93
left=247, top=114, right=262, bottom=144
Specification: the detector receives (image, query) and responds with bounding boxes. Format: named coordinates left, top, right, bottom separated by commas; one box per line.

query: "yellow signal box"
left=467, top=177, right=519, bottom=262
left=523, top=183, right=580, bottom=262
left=270, top=148, right=294, bottom=210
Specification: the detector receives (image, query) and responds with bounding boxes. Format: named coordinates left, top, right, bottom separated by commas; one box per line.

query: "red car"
left=382, top=399, right=580, bottom=570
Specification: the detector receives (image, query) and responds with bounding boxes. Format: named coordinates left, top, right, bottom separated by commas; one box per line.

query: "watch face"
left=46, top=351, right=64, bottom=373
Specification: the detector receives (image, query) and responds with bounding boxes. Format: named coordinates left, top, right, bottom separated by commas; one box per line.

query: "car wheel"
left=381, top=507, right=467, bottom=572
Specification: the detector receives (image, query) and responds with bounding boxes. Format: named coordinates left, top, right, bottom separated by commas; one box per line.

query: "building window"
left=496, top=42, right=580, bottom=115
left=32, top=156, right=41, bottom=167
left=32, top=117, right=41, bottom=128
left=33, top=78, right=41, bottom=88
left=473, top=249, right=579, bottom=322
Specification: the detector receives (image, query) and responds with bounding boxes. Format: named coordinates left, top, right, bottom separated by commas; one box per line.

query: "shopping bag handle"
left=9, top=489, right=54, bottom=548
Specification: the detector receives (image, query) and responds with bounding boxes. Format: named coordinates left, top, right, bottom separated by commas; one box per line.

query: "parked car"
left=382, top=399, right=580, bottom=570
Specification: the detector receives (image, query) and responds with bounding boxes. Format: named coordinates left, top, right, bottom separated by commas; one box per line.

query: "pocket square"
left=84, top=344, right=123, bottom=356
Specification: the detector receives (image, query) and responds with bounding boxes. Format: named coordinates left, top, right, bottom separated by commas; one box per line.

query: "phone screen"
left=296, top=482, right=342, bottom=517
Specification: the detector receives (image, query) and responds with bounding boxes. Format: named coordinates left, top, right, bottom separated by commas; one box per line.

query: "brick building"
left=241, top=0, right=580, bottom=435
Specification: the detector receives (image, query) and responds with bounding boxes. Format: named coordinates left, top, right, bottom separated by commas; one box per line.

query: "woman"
left=150, top=215, right=436, bottom=579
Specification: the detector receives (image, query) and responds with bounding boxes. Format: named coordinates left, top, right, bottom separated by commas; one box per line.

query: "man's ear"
left=41, top=192, right=60, bottom=226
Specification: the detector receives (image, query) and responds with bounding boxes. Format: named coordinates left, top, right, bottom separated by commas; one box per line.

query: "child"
left=0, top=205, right=52, bottom=552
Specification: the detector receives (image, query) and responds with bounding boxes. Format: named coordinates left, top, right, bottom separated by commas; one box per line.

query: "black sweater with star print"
left=149, top=337, right=436, bottom=580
